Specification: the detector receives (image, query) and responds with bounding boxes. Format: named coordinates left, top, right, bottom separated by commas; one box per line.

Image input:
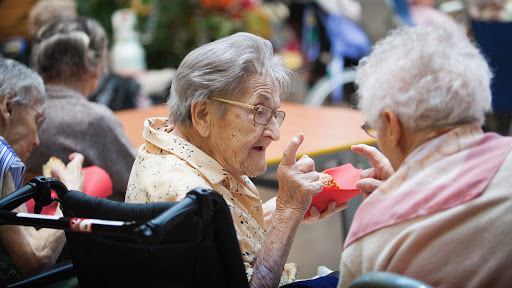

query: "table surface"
left=115, top=103, right=376, bottom=166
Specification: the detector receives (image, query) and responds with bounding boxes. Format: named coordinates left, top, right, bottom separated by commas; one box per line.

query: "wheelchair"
left=0, top=176, right=248, bottom=288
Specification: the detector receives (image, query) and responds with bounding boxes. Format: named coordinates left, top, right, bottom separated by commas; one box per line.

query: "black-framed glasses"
left=211, top=97, right=286, bottom=127
left=25, top=104, right=46, bottom=129
left=361, top=122, right=377, bottom=138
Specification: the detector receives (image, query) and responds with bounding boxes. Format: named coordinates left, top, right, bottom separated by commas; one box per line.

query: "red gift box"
left=304, top=163, right=362, bottom=217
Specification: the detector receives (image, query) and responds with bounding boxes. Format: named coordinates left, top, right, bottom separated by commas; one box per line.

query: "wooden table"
left=114, top=103, right=376, bottom=169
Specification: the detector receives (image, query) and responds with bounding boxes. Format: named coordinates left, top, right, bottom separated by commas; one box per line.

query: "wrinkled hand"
left=276, top=133, right=323, bottom=215
left=51, top=153, right=85, bottom=192
left=351, top=144, right=394, bottom=199
left=302, top=200, right=349, bottom=224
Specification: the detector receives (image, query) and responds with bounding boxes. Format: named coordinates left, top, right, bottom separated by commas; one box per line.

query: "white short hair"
left=0, top=58, right=46, bottom=106
left=356, top=25, right=492, bottom=131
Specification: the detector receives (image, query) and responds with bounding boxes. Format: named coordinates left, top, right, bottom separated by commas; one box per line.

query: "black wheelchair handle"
left=0, top=176, right=68, bottom=212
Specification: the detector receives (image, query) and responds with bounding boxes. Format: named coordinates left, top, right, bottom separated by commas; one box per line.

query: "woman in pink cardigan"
left=338, top=25, right=512, bottom=287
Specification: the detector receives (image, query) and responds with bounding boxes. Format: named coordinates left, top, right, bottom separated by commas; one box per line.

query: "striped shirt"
left=0, top=136, right=26, bottom=192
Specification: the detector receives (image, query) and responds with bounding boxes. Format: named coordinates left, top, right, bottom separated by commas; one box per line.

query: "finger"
left=51, top=166, right=65, bottom=179
left=298, top=154, right=310, bottom=161
left=310, top=179, right=323, bottom=195
left=296, top=156, right=316, bottom=173
left=333, top=201, right=349, bottom=212
left=68, top=153, right=84, bottom=167
left=69, top=152, right=79, bottom=161
left=280, top=133, right=304, bottom=166
left=359, top=167, right=376, bottom=179
left=351, top=144, right=389, bottom=171
left=303, top=206, right=320, bottom=224
left=318, top=201, right=336, bottom=220
left=355, top=178, right=382, bottom=195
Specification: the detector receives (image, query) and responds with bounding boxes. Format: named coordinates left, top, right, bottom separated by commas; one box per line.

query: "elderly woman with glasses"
left=336, top=25, right=512, bottom=287
left=125, top=32, right=348, bottom=287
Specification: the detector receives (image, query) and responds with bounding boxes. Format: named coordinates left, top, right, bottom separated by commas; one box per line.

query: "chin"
left=245, top=163, right=267, bottom=178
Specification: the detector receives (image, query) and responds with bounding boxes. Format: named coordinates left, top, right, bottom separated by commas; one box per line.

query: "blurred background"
left=1, top=0, right=511, bottom=279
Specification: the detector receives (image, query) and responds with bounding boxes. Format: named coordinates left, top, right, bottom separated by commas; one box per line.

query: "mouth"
left=252, top=145, right=266, bottom=151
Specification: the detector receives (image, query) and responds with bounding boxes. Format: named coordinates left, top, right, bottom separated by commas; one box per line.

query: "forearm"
left=250, top=207, right=303, bottom=288
left=0, top=225, right=66, bottom=275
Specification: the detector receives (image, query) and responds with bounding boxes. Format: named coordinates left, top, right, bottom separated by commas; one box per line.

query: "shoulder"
left=126, top=152, right=211, bottom=203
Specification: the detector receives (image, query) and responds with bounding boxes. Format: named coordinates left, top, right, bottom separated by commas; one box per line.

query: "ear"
left=382, top=109, right=403, bottom=150
left=0, top=92, right=15, bottom=132
left=190, top=100, right=211, bottom=137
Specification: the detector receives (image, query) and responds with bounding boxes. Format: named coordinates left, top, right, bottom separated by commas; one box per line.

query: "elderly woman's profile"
left=125, top=32, right=348, bottom=287
left=338, top=25, right=512, bottom=287
left=0, top=57, right=84, bottom=282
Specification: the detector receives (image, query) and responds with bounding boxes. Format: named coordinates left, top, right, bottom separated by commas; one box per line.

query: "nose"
left=263, top=118, right=280, bottom=141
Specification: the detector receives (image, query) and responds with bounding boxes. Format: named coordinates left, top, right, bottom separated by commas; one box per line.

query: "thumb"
left=280, top=133, right=304, bottom=166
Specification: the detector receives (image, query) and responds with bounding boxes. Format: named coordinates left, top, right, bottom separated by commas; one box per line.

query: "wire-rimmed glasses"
left=24, top=104, right=46, bottom=129
left=361, top=121, right=377, bottom=138
left=211, top=97, right=286, bottom=127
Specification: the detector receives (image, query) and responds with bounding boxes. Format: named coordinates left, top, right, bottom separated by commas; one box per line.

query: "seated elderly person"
left=125, top=32, right=348, bottom=287
left=337, top=25, right=512, bottom=287
left=26, top=16, right=135, bottom=201
left=0, top=57, right=84, bottom=282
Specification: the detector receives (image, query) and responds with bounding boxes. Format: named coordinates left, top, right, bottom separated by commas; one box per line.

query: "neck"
left=47, top=79, right=92, bottom=97
left=402, top=127, right=455, bottom=162
left=170, top=124, right=212, bottom=156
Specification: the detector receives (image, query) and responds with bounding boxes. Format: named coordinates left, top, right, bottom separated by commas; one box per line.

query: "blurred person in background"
left=26, top=16, right=136, bottom=201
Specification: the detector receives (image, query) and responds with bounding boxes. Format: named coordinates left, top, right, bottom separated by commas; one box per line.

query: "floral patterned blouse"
left=125, top=117, right=297, bottom=285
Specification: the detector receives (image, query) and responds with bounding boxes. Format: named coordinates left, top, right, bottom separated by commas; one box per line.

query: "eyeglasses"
left=211, top=97, right=286, bottom=127
left=361, top=121, right=377, bottom=138
left=25, top=104, right=47, bottom=129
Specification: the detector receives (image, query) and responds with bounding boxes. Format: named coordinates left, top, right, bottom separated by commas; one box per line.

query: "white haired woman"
left=338, top=25, right=512, bottom=287
left=125, top=32, right=348, bottom=287
left=0, top=57, right=84, bottom=282
left=26, top=16, right=135, bottom=201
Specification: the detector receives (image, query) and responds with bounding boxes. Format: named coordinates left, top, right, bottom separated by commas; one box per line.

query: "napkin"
left=304, top=163, right=362, bottom=217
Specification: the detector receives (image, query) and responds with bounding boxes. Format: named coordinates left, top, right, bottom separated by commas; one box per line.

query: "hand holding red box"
left=304, top=163, right=362, bottom=217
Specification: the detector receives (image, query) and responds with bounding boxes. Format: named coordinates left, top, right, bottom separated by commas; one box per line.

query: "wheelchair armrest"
left=3, top=259, right=75, bottom=288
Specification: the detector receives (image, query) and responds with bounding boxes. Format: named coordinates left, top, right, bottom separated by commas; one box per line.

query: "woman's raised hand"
left=276, top=133, right=323, bottom=216
left=351, top=144, right=394, bottom=198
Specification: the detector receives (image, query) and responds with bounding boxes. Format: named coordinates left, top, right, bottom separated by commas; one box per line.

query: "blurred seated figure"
left=125, top=32, right=348, bottom=287
left=26, top=16, right=136, bottom=201
left=0, top=57, right=84, bottom=282
left=338, top=25, right=512, bottom=287
left=0, top=0, right=77, bottom=66
left=407, top=0, right=465, bottom=30
left=466, top=0, right=512, bottom=135
left=466, top=0, right=512, bottom=21
left=28, top=0, right=78, bottom=41
left=28, top=0, right=147, bottom=111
